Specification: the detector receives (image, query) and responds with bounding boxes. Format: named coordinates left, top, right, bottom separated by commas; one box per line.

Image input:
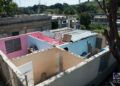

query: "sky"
left=13, top=0, right=88, bottom=7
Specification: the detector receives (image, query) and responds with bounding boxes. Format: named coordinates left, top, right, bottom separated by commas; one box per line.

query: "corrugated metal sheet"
left=46, top=29, right=97, bottom=42
left=64, top=30, right=97, bottom=42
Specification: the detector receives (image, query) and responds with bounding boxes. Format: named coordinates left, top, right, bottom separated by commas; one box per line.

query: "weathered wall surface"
left=12, top=48, right=83, bottom=84
left=0, top=16, right=51, bottom=38
left=42, top=56, right=100, bottom=86
left=28, top=36, right=53, bottom=50
left=0, top=51, right=27, bottom=86
left=0, top=35, right=28, bottom=59
left=36, top=47, right=116, bottom=86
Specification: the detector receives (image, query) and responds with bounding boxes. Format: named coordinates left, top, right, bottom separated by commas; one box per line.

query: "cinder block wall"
left=0, top=53, right=26, bottom=86
left=46, top=56, right=100, bottom=86
left=0, top=35, right=28, bottom=59
left=12, top=48, right=83, bottom=85
left=36, top=47, right=116, bottom=86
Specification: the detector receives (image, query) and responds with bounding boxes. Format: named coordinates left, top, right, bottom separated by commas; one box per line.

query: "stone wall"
left=0, top=15, right=51, bottom=38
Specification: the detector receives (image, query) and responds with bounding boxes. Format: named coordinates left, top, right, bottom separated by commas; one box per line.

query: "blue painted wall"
left=28, top=36, right=53, bottom=51
left=60, top=36, right=96, bottom=56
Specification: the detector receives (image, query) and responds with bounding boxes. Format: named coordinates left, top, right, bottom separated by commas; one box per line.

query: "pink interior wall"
left=0, top=35, right=28, bottom=59
left=30, top=32, right=64, bottom=45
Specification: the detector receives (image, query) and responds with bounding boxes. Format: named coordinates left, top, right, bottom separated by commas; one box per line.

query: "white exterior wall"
left=36, top=47, right=116, bottom=86
left=47, top=57, right=100, bottom=86
left=28, top=35, right=53, bottom=51
left=0, top=51, right=26, bottom=86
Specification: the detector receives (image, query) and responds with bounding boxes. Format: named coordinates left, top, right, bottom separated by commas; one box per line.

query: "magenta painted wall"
left=0, top=35, right=28, bottom=59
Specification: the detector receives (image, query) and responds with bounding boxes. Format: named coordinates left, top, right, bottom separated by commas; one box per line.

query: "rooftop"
left=0, top=15, right=51, bottom=26
left=61, top=30, right=97, bottom=42
left=0, top=29, right=111, bottom=86
left=43, top=28, right=97, bottom=42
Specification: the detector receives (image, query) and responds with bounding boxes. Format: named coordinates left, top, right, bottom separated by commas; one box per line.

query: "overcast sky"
left=13, top=0, right=88, bottom=7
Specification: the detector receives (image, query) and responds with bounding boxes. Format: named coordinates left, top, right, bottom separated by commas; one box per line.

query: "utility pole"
left=38, top=0, right=41, bottom=14
left=19, top=0, right=21, bottom=7
left=79, top=0, right=81, bottom=5
left=79, top=0, right=81, bottom=29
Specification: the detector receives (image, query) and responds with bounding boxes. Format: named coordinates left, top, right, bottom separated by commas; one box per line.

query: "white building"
left=0, top=28, right=116, bottom=86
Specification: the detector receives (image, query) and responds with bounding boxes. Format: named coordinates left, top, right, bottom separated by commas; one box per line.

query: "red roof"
left=30, top=32, right=64, bottom=45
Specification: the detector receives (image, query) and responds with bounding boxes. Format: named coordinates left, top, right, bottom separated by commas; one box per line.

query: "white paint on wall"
left=46, top=56, right=100, bottom=86
left=28, top=35, right=53, bottom=51
left=18, top=61, right=32, bottom=74
left=36, top=47, right=116, bottom=86
left=18, top=61, right=34, bottom=86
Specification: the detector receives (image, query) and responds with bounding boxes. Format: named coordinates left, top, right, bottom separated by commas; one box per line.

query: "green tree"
left=96, top=0, right=120, bottom=63
left=49, top=3, right=64, bottom=14
left=77, top=1, right=98, bottom=14
left=0, top=0, right=18, bottom=17
left=89, top=24, right=106, bottom=33
left=80, top=12, right=91, bottom=29
left=63, top=6, right=76, bottom=15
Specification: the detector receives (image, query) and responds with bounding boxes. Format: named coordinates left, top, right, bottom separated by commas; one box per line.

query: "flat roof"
left=65, top=30, right=97, bottom=42
left=0, top=15, right=51, bottom=26
left=50, top=28, right=97, bottom=42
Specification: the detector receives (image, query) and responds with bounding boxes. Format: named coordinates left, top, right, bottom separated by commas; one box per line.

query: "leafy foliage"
left=18, top=1, right=102, bottom=15
left=80, top=12, right=91, bottom=29
left=89, top=24, right=106, bottom=32
left=95, top=0, right=120, bottom=63
left=0, top=0, right=18, bottom=17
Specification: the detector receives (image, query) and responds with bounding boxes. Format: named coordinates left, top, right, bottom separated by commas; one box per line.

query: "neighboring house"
left=51, top=15, right=67, bottom=29
left=43, top=28, right=98, bottom=57
left=0, top=29, right=117, bottom=86
left=52, top=15, right=68, bottom=29
left=67, top=16, right=80, bottom=29
left=50, top=15, right=80, bottom=29
left=91, top=15, right=120, bottom=30
left=0, top=15, right=51, bottom=38
left=91, top=15, right=108, bottom=25
left=59, top=30, right=97, bottom=57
